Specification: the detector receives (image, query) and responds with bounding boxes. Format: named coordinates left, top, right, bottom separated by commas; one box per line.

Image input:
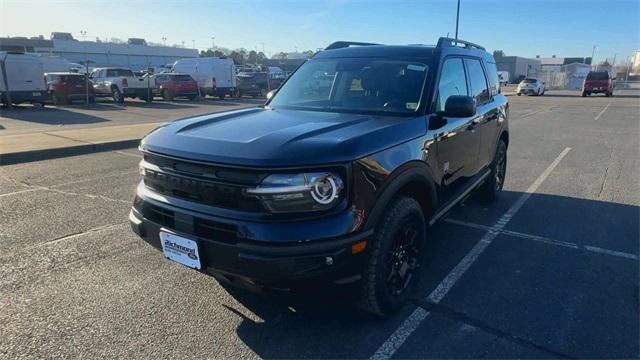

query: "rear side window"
left=484, top=61, right=500, bottom=96
left=61, top=75, right=84, bottom=83
left=106, top=69, right=134, bottom=77
left=464, top=58, right=491, bottom=104
left=436, top=58, right=468, bottom=112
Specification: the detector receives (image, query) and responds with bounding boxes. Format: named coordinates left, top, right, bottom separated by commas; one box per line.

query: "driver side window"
left=436, top=58, right=468, bottom=112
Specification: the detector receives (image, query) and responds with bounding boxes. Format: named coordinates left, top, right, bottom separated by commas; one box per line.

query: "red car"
left=152, top=73, right=198, bottom=101
left=582, top=71, right=614, bottom=97
left=45, top=72, right=95, bottom=105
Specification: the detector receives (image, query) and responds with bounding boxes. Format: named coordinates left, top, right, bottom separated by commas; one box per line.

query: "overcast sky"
left=1, top=0, right=638, bottom=62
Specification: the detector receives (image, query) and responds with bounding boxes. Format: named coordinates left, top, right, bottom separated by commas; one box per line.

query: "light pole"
left=80, top=30, right=87, bottom=41
left=591, top=45, right=597, bottom=70
left=162, top=37, right=167, bottom=46
left=181, top=41, right=185, bottom=48
left=211, top=37, right=215, bottom=50
left=192, top=40, right=195, bottom=49
left=454, top=0, right=461, bottom=43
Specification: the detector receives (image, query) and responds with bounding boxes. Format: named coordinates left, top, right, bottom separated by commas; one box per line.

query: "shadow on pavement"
left=0, top=106, right=110, bottom=125
left=215, top=191, right=638, bottom=358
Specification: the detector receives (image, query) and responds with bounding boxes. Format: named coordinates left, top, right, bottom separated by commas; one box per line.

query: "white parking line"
left=584, top=245, right=639, bottom=260
left=595, top=103, right=610, bottom=120
left=445, top=219, right=638, bottom=261
left=371, top=147, right=571, bottom=360
left=0, top=188, right=43, bottom=198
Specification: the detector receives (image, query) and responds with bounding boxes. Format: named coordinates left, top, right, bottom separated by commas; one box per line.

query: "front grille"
left=142, top=152, right=267, bottom=212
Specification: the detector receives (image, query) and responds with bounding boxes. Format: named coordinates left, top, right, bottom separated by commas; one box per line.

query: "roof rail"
left=436, top=37, right=485, bottom=51
left=325, top=41, right=380, bottom=50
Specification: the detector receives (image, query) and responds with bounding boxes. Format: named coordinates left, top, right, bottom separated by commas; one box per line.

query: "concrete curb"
left=1, top=139, right=141, bottom=166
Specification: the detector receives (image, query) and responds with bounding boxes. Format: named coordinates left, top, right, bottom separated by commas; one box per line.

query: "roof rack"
left=325, top=41, right=380, bottom=50
left=436, top=37, right=485, bottom=51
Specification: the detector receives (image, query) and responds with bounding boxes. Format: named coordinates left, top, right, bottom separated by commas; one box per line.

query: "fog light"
left=325, top=257, right=334, bottom=265
left=351, top=240, right=367, bottom=254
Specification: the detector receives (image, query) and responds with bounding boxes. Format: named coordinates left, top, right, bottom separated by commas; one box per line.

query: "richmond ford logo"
left=164, top=239, right=198, bottom=260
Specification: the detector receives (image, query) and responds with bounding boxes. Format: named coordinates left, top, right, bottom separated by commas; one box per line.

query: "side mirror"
left=266, top=89, right=276, bottom=100
left=443, top=95, right=476, bottom=118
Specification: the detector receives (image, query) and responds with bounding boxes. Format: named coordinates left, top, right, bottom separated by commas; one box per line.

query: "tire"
left=582, top=91, right=587, bottom=97
left=186, top=95, right=196, bottom=101
left=517, top=93, right=521, bottom=96
left=88, top=96, right=95, bottom=104
left=162, top=89, right=173, bottom=101
left=358, top=197, right=426, bottom=316
left=478, top=139, right=507, bottom=202
left=605, top=91, right=611, bottom=97
left=112, top=88, right=124, bottom=103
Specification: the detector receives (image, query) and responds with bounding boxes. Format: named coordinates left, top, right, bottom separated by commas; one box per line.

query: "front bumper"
left=129, top=192, right=371, bottom=290
left=517, top=88, right=538, bottom=94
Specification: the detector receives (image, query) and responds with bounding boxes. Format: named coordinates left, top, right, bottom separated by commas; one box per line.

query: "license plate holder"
left=159, top=230, right=202, bottom=269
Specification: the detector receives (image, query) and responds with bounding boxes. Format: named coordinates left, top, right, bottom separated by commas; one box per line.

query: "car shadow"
left=215, top=191, right=638, bottom=358
left=0, top=105, right=110, bottom=125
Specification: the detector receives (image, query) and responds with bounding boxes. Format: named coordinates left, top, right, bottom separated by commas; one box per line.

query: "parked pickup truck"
left=89, top=67, right=152, bottom=103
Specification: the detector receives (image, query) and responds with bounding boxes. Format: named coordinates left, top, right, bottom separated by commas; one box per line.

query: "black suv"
left=130, top=38, right=509, bottom=315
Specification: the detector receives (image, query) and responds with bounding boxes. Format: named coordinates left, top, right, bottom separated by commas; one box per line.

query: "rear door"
left=6, top=54, right=45, bottom=92
left=464, top=57, right=498, bottom=172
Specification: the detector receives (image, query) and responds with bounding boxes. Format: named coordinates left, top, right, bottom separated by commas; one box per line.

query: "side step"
left=428, top=169, right=490, bottom=226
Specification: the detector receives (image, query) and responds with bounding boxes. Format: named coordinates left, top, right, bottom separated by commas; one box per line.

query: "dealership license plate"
left=159, top=231, right=201, bottom=269
left=32, top=92, right=41, bottom=96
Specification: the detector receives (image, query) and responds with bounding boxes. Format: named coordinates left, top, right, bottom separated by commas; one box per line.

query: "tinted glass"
left=61, top=75, right=84, bottom=83
left=170, top=74, right=194, bottom=82
left=465, top=58, right=490, bottom=103
left=270, top=59, right=428, bottom=115
left=436, top=58, right=468, bottom=112
left=484, top=61, right=500, bottom=96
left=586, top=72, right=609, bottom=80
left=522, top=78, right=537, bottom=83
left=106, top=69, right=134, bottom=77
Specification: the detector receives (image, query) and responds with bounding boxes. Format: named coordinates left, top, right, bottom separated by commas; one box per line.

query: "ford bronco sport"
left=130, top=38, right=509, bottom=315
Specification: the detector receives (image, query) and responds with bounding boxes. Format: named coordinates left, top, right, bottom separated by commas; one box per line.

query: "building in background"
left=495, top=56, right=541, bottom=83
left=630, top=49, right=640, bottom=76
left=1, top=32, right=197, bottom=70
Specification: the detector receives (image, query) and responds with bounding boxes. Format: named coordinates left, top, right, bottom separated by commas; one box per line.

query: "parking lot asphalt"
left=0, top=97, right=264, bottom=136
left=1, top=90, right=638, bottom=359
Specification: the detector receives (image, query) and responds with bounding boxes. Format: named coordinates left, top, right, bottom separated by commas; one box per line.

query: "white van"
left=29, top=54, right=74, bottom=73
left=497, top=71, right=509, bottom=86
left=172, top=57, right=236, bottom=98
left=0, top=52, right=48, bottom=105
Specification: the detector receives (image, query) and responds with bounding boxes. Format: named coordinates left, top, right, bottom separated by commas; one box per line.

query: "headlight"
left=138, top=160, right=146, bottom=176
left=246, top=172, right=344, bottom=213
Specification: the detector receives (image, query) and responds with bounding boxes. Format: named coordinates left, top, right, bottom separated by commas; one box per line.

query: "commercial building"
left=0, top=33, right=198, bottom=70
left=495, top=56, right=541, bottom=83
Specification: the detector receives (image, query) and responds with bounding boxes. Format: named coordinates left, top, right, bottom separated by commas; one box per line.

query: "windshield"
left=269, top=59, right=428, bottom=115
left=586, top=72, right=608, bottom=80
left=521, top=79, right=537, bottom=84
left=106, top=69, right=134, bottom=77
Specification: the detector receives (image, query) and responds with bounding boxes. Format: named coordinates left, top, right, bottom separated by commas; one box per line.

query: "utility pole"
left=454, top=0, right=461, bottom=43
left=591, top=45, right=597, bottom=70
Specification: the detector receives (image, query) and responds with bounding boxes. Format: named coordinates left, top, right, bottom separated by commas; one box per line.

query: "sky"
left=1, top=0, right=638, bottom=62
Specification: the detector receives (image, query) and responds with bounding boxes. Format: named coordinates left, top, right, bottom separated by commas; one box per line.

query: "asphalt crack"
left=411, top=299, right=573, bottom=358
left=597, top=146, right=614, bottom=200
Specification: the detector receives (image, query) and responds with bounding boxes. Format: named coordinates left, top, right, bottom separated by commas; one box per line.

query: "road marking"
left=584, top=245, right=639, bottom=260
left=444, top=218, right=579, bottom=249
left=0, top=188, right=43, bottom=198
left=371, top=147, right=571, bottom=360
left=445, top=219, right=638, bottom=261
left=115, top=150, right=141, bottom=158
left=518, top=108, right=548, bottom=119
left=595, top=103, right=610, bottom=120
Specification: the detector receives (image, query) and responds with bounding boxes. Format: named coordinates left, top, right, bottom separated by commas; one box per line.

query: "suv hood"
left=141, top=107, right=426, bottom=167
